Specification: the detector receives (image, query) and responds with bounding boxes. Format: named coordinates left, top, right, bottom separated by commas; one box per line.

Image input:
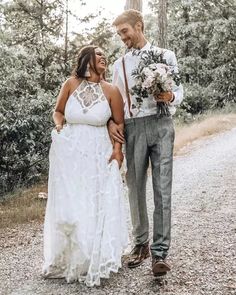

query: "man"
left=109, top=9, right=183, bottom=276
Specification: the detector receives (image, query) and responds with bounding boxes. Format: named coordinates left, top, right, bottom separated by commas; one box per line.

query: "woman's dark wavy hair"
left=72, top=45, right=100, bottom=78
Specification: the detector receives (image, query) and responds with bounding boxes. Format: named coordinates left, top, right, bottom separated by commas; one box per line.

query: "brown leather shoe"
left=127, top=242, right=150, bottom=268
left=152, top=256, right=171, bottom=277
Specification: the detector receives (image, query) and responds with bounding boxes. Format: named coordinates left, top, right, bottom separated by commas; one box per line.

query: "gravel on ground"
left=0, top=128, right=236, bottom=295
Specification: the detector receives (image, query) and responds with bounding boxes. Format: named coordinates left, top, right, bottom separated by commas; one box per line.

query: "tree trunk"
left=124, top=0, right=143, bottom=12
left=39, top=0, right=45, bottom=47
left=158, top=0, right=167, bottom=48
left=183, top=3, right=190, bottom=82
left=64, top=0, right=69, bottom=71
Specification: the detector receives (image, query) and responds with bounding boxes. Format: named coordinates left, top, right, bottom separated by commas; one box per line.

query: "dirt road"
left=1, top=128, right=236, bottom=295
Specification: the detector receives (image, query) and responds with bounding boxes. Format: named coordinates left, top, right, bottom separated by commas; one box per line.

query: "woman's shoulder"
left=101, top=81, right=122, bottom=103
left=62, top=76, right=81, bottom=91
left=101, top=80, right=119, bottom=93
left=64, top=76, right=80, bottom=86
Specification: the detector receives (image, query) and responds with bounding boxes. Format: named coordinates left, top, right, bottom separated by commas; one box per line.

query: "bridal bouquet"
left=130, top=49, right=180, bottom=115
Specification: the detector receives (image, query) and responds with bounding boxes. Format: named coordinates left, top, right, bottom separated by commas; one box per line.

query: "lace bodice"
left=65, top=80, right=111, bottom=126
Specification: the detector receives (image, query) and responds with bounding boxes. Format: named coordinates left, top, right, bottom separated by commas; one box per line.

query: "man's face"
left=116, top=23, right=140, bottom=49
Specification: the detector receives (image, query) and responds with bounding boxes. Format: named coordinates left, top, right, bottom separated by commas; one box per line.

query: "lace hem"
left=42, top=220, right=125, bottom=287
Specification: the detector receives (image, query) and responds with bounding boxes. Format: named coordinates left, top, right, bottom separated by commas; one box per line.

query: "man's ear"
left=134, top=21, right=143, bottom=32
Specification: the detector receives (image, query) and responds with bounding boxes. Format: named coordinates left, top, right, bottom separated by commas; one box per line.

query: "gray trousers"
left=124, top=114, right=175, bottom=259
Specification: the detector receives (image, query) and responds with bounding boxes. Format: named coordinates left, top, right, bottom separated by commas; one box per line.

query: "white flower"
left=142, top=76, right=154, bottom=88
left=148, top=63, right=158, bottom=71
left=154, top=63, right=169, bottom=76
left=165, top=77, right=174, bottom=90
left=131, top=50, right=179, bottom=103
left=141, top=67, right=154, bottom=77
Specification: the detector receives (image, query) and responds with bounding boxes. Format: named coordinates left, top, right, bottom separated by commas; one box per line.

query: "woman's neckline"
left=85, top=79, right=100, bottom=85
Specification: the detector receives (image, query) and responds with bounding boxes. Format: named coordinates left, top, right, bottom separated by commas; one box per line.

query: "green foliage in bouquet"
left=130, top=49, right=181, bottom=110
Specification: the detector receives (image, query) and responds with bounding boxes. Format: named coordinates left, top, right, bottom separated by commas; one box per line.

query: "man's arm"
left=108, top=60, right=126, bottom=144
left=167, top=50, right=184, bottom=106
left=108, top=85, right=125, bottom=168
left=155, top=50, right=184, bottom=104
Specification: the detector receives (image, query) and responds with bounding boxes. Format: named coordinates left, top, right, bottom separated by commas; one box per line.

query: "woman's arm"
left=53, top=79, right=71, bottom=132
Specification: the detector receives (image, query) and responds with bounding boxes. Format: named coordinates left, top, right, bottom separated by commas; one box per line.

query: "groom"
left=109, top=9, right=183, bottom=276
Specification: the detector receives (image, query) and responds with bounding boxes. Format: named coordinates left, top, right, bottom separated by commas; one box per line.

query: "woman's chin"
left=97, top=67, right=106, bottom=75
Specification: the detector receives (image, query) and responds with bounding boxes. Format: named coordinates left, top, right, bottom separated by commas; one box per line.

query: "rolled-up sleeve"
left=112, top=61, right=126, bottom=102
left=165, top=51, right=184, bottom=106
left=112, top=60, right=130, bottom=118
left=112, top=61, right=119, bottom=86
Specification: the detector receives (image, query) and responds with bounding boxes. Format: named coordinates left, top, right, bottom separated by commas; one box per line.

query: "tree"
left=124, top=0, right=143, bottom=11
left=2, top=0, right=66, bottom=87
left=0, top=0, right=66, bottom=195
left=0, top=0, right=118, bottom=196
left=147, top=0, right=168, bottom=48
left=157, top=0, right=167, bottom=48
left=64, top=0, right=69, bottom=73
left=149, top=0, right=236, bottom=113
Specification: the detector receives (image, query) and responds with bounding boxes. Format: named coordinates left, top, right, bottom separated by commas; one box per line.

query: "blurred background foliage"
left=0, top=0, right=235, bottom=195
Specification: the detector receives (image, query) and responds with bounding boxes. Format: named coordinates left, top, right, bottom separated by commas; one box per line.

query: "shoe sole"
left=152, top=261, right=171, bottom=276
left=153, top=271, right=167, bottom=277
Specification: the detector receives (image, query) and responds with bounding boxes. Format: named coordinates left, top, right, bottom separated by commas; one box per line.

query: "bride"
left=42, top=45, right=128, bottom=287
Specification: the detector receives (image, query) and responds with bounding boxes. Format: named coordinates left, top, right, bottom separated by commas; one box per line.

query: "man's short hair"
left=112, top=9, right=144, bottom=32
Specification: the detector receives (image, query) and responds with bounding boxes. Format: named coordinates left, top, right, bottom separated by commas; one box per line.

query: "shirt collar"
left=125, top=42, right=152, bottom=57
left=139, top=41, right=151, bottom=51
left=129, top=42, right=152, bottom=54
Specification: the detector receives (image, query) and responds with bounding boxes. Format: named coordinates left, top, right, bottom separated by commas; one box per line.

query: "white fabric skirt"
left=42, top=124, right=128, bottom=287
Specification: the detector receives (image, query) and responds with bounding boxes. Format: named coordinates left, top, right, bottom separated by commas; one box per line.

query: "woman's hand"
left=108, top=149, right=124, bottom=169
left=108, top=120, right=125, bottom=144
left=55, top=124, right=63, bottom=133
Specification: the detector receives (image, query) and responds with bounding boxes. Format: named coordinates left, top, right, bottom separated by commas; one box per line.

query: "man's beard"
left=124, top=39, right=132, bottom=49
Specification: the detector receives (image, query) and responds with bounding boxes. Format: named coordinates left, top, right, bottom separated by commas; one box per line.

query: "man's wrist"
left=107, top=118, right=114, bottom=126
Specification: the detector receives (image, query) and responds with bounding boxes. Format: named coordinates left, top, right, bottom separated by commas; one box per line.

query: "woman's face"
left=91, top=48, right=107, bottom=74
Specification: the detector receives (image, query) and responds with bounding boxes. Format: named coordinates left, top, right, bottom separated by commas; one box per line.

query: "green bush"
left=0, top=46, right=58, bottom=196
left=180, top=84, right=215, bottom=114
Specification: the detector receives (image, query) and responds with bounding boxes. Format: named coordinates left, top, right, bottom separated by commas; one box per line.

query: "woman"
left=42, top=45, right=128, bottom=287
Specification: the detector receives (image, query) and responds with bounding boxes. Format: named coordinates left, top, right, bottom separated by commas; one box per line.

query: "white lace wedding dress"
left=42, top=80, right=128, bottom=287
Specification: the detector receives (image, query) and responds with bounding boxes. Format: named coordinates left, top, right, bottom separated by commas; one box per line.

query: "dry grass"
left=0, top=183, right=47, bottom=228
left=1, top=113, right=236, bottom=229
left=174, top=113, right=236, bottom=155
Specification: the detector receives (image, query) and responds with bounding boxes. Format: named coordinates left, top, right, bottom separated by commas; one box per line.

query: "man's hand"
left=155, top=91, right=174, bottom=103
left=108, top=149, right=124, bottom=169
left=108, top=119, right=125, bottom=144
